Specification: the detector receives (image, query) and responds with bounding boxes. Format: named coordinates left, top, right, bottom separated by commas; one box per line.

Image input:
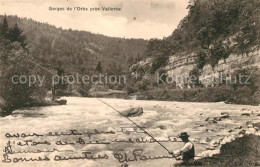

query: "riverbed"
left=0, top=97, right=259, bottom=167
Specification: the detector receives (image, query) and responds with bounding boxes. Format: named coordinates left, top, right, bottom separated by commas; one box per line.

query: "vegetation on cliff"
left=128, top=0, right=260, bottom=105
left=145, top=0, right=259, bottom=69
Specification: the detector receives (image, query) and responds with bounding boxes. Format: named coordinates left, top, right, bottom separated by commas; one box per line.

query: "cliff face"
left=200, top=48, right=260, bottom=87
left=165, top=53, right=197, bottom=79
left=131, top=0, right=259, bottom=92
left=130, top=47, right=260, bottom=89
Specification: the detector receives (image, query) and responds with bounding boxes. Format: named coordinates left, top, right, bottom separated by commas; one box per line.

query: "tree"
left=9, top=23, right=26, bottom=48
left=189, top=67, right=201, bottom=87
left=0, top=39, right=39, bottom=111
left=0, top=16, right=9, bottom=37
left=96, top=61, right=103, bottom=73
left=196, top=50, right=207, bottom=69
left=0, top=20, right=47, bottom=114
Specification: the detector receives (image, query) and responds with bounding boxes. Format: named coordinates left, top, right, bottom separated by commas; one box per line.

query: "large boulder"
left=55, top=99, right=67, bottom=105
left=122, top=107, right=143, bottom=117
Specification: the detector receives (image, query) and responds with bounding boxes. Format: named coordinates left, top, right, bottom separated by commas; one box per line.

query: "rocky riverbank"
left=136, top=85, right=260, bottom=106
left=0, top=97, right=67, bottom=117
left=193, top=122, right=260, bottom=166
left=176, top=122, right=260, bottom=166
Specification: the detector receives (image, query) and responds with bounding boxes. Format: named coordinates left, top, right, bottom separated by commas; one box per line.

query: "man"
left=169, top=132, right=195, bottom=165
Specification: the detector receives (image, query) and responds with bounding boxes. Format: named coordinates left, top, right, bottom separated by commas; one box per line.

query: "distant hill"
left=0, top=15, right=147, bottom=75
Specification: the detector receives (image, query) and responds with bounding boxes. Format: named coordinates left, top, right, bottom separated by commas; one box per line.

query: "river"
left=0, top=97, right=259, bottom=167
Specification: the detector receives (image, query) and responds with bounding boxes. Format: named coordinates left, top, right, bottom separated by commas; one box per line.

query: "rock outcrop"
left=200, top=48, right=260, bottom=87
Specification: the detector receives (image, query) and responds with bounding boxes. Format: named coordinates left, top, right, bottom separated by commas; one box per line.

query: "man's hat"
left=178, top=132, right=189, bottom=138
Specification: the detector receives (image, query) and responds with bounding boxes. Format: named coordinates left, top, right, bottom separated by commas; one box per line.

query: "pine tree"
left=0, top=16, right=9, bottom=37
left=9, top=23, right=26, bottom=48
left=96, top=61, right=103, bottom=73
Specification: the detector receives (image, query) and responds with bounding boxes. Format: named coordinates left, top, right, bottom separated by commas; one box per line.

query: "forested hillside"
left=0, top=15, right=147, bottom=115
left=0, top=15, right=147, bottom=75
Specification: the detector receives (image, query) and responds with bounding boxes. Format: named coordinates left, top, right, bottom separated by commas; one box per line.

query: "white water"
left=0, top=97, right=259, bottom=167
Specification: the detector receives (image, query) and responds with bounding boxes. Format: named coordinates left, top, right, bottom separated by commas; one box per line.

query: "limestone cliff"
left=130, top=47, right=260, bottom=88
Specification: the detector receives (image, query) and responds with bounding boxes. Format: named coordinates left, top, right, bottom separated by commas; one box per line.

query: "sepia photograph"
left=0, top=0, right=260, bottom=166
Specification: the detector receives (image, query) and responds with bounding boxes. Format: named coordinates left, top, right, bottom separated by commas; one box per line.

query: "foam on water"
left=0, top=97, right=259, bottom=167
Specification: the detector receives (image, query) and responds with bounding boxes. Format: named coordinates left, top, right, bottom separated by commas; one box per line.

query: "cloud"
left=0, top=0, right=189, bottom=39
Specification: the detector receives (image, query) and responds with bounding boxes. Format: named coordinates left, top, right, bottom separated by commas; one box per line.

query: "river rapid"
left=0, top=97, right=259, bottom=167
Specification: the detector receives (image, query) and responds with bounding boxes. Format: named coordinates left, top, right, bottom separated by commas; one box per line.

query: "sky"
left=0, top=0, right=189, bottom=39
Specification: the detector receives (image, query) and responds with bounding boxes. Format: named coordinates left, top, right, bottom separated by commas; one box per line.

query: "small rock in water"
left=241, top=113, right=250, bottom=116
left=235, top=126, right=243, bottom=129
left=247, top=124, right=253, bottom=128
left=206, top=146, right=217, bottom=150
left=206, top=129, right=214, bottom=132
left=221, top=115, right=229, bottom=118
left=198, top=150, right=220, bottom=158
left=220, top=115, right=230, bottom=120
left=157, top=125, right=167, bottom=130
left=206, top=137, right=212, bottom=142
left=206, top=115, right=230, bottom=123
left=209, top=140, right=220, bottom=147
left=245, top=130, right=255, bottom=135
left=192, top=137, right=200, bottom=142
left=247, top=128, right=256, bottom=133
left=228, top=129, right=234, bottom=133
left=221, top=112, right=229, bottom=115
left=199, top=137, right=212, bottom=144
left=254, top=127, right=259, bottom=131
left=239, top=130, right=246, bottom=135
left=220, top=136, right=234, bottom=145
